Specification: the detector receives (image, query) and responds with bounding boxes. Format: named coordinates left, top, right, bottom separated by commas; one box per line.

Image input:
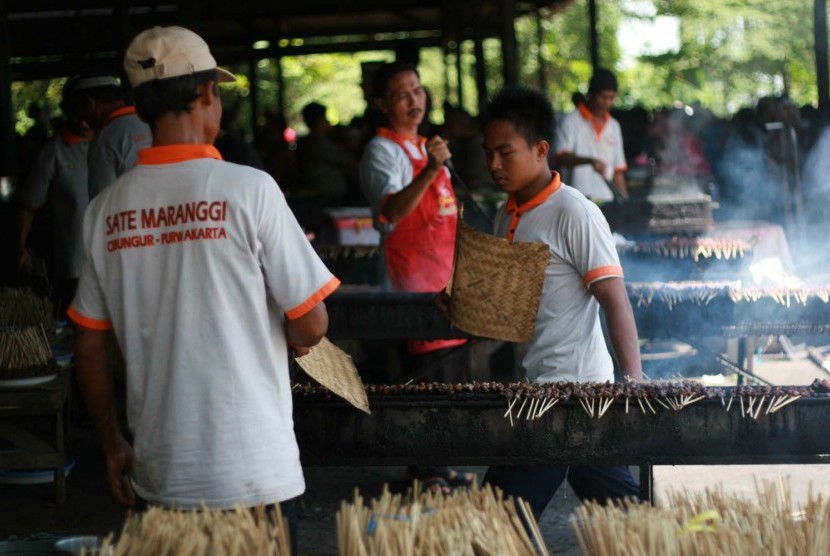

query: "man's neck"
left=587, top=103, right=607, bottom=120
left=515, top=169, right=554, bottom=205
left=151, top=112, right=214, bottom=146
left=390, top=123, right=418, bottom=138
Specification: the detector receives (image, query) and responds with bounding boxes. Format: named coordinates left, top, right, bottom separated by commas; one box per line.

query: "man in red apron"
left=359, top=61, right=473, bottom=492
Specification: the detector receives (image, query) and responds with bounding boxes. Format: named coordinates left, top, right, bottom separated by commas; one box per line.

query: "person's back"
left=78, top=153, right=324, bottom=506
left=70, top=27, right=338, bottom=521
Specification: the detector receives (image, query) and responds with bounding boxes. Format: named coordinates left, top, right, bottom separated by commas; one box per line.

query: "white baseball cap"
left=124, top=26, right=236, bottom=88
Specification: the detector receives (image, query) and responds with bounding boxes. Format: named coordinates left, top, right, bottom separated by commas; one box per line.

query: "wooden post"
left=455, top=41, right=464, bottom=110
left=499, top=0, right=518, bottom=85
left=248, top=48, right=260, bottom=144
left=588, top=0, right=600, bottom=71
left=815, top=0, right=830, bottom=121
left=473, top=2, right=488, bottom=115
left=537, top=11, right=547, bottom=93
left=0, top=0, right=15, bottom=179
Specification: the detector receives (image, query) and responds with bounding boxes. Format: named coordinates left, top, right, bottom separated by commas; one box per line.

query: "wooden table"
left=0, top=371, right=70, bottom=503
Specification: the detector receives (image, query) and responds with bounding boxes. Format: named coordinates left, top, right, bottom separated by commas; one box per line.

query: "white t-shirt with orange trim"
left=19, top=129, right=89, bottom=278
left=494, top=173, right=622, bottom=383
left=88, top=106, right=152, bottom=199
left=555, top=105, right=627, bottom=202
left=69, top=144, right=339, bottom=509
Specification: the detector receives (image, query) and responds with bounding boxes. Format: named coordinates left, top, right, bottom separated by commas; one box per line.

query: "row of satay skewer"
left=293, top=380, right=828, bottom=424
left=628, top=283, right=830, bottom=309
left=619, top=237, right=751, bottom=261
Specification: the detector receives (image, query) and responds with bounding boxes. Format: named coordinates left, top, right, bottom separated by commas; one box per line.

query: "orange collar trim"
left=376, top=127, right=425, bottom=148
left=506, top=172, right=562, bottom=215
left=102, top=105, right=138, bottom=129
left=578, top=102, right=609, bottom=137
left=61, top=128, right=88, bottom=146
left=137, top=144, right=224, bottom=165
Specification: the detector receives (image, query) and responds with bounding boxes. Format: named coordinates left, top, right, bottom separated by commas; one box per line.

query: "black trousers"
left=484, top=464, right=641, bottom=521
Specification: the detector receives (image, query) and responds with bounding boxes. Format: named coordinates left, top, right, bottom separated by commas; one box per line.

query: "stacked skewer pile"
left=97, top=504, right=292, bottom=555
left=337, top=484, right=549, bottom=556
left=571, top=479, right=830, bottom=555
left=0, top=286, right=56, bottom=379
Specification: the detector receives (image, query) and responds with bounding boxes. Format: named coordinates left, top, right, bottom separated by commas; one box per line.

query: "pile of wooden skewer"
left=571, top=479, right=830, bottom=555
left=97, top=504, right=292, bottom=555
left=337, top=484, right=549, bottom=555
left=0, top=287, right=54, bottom=328
left=0, top=287, right=55, bottom=378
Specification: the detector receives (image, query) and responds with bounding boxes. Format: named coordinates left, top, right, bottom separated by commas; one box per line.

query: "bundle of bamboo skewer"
left=96, top=504, right=292, bottom=555
left=337, top=483, right=549, bottom=556
left=571, top=479, right=830, bottom=555
left=0, top=286, right=54, bottom=329
left=0, top=325, right=54, bottom=378
left=0, top=286, right=56, bottom=379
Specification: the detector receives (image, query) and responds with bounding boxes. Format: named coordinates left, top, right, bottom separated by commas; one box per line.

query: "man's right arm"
left=555, top=152, right=607, bottom=176
left=376, top=136, right=451, bottom=224
left=285, top=303, right=329, bottom=356
left=74, top=325, right=135, bottom=506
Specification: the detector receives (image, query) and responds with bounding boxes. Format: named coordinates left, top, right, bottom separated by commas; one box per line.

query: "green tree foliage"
left=8, top=0, right=822, bottom=133
left=630, top=0, right=816, bottom=113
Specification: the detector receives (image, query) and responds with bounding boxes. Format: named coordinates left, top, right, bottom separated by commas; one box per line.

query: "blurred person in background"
left=554, top=69, right=629, bottom=202
left=17, top=75, right=93, bottom=318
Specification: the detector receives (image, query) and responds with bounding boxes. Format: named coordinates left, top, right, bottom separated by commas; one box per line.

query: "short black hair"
left=372, top=61, right=419, bottom=100
left=482, top=85, right=556, bottom=145
left=301, top=102, right=327, bottom=128
left=133, top=69, right=217, bottom=125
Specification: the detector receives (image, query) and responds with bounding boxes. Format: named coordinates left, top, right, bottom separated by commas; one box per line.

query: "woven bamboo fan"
left=448, top=219, right=549, bottom=343
left=296, top=337, right=370, bottom=414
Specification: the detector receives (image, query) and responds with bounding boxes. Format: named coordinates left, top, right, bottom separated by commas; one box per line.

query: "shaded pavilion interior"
left=0, top=0, right=579, bottom=179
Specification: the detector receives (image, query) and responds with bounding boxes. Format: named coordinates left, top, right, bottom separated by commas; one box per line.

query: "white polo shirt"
left=555, top=104, right=627, bottom=202
left=493, top=172, right=623, bottom=383
left=19, top=129, right=89, bottom=278
left=88, top=106, right=152, bottom=199
left=69, top=144, right=339, bottom=509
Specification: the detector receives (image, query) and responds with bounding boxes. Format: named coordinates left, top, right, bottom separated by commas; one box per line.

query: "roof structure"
left=3, top=0, right=571, bottom=80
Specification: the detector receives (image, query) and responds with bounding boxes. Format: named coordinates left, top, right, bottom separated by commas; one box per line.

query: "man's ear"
left=374, top=97, right=388, bottom=115
left=536, top=139, right=550, bottom=161
left=198, top=81, right=218, bottom=105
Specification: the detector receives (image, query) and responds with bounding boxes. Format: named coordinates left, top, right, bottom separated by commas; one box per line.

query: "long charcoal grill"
left=312, top=286, right=830, bottom=501
left=293, top=386, right=830, bottom=467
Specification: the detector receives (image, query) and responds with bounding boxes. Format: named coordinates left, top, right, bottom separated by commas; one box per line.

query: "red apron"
left=377, top=128, right=466, bottom=355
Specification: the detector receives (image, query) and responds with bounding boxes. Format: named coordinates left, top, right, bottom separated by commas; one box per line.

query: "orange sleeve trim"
left=582, top=265, right=624, bottom=286
left=285, top=276, right=341, bottom=320
left=67, top=305, right=112, bottom=331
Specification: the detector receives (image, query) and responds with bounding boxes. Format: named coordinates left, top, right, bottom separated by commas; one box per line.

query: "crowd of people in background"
left=12, top=70, right=830, bottom=285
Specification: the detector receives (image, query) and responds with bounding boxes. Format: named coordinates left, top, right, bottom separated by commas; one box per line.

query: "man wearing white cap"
left=77, top=70, right=152, bottom=198
left=69, top=27, right=338, bottom=551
